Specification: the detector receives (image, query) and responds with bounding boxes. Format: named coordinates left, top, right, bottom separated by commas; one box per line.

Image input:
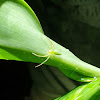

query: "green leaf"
left=0, top=0, right=45, bottom=61
left=0, top=0, right=100, bottom=81
left=54, top=78, right=100, bottom=100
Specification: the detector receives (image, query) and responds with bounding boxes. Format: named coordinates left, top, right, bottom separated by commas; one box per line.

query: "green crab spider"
left=32, top=39, right=61, bottom=68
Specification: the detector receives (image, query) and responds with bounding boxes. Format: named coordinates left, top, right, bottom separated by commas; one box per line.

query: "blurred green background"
left=0, top=0, right=100, bottom=100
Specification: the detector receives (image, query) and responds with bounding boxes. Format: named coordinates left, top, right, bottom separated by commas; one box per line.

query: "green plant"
left=0, top=0, right=100, bottom=99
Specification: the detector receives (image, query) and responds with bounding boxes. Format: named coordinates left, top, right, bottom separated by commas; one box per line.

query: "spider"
left=32, top=39, right=61, bottom=67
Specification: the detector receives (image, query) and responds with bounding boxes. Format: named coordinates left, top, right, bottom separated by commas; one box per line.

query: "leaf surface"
left=0, top=0, right=100, bottom=82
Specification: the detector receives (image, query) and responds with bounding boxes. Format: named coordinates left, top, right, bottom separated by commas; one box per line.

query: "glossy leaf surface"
left=54, top=78, right=100, bottom=100
left=0, top=0, right=100, bottom=82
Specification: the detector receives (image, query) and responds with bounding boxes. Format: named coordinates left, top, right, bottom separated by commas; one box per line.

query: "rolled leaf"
left=54, top=77, right=100, bottom=100
left=0, top=0, right=100, bottom=81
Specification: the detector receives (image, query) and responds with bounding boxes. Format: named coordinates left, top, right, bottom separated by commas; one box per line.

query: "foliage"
left=0, top=0, right=100, bottom=99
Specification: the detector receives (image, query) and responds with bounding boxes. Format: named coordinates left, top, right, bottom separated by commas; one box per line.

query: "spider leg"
left=48, top=39, right=54, bottom=50
left=35, top=55, right=50, bottom=68
left=32, top=52, right=49, bottom=57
